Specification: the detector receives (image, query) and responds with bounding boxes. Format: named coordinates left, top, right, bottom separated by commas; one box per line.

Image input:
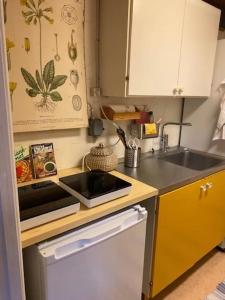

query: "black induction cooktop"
left=18, top=181, right=80, bottom=223
left=59, top=170, right=132, bottom=200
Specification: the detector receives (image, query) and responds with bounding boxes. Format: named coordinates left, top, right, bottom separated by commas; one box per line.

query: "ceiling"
left=203, top=0, right=225, bottom=28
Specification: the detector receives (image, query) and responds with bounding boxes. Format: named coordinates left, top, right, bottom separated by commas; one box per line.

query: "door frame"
left=0, top=1, right=26, bottom=299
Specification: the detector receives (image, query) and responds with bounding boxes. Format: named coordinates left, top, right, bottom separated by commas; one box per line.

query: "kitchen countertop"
left=20, top=168, right=158, bottom=248
left=117, top=148, right=225, bottom=195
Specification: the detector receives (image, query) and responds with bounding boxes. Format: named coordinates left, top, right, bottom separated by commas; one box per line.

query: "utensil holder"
left=124, top=147, right=141, bottom=168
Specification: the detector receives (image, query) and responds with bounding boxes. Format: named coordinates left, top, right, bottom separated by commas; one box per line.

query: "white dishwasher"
left=23, top=205, right=147, bottom=300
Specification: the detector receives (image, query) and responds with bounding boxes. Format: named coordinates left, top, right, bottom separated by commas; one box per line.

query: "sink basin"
left=159, top=150, right=224, bottom=171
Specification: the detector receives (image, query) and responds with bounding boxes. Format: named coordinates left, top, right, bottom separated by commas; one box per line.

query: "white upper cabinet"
left=99, top=0, right=220, bottom=98
left=178, top=0, right=221, bottom=97
left=128, top=0, right=186, bottom=96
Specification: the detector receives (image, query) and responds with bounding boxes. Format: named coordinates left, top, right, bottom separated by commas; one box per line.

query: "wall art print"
left=5, top=0, right=88, bottom=132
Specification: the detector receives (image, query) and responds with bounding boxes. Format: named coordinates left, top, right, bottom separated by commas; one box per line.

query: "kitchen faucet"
left=160, top=122, right=192, bottom=152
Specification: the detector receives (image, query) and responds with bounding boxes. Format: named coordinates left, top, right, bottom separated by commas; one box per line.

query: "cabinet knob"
left=178, top=88, right=183, bottom=95
left=173, top=88, right=178, bottom=95
left=206, top=182, right=213, bottom=189
left=200, top=185, right=207, bottom=192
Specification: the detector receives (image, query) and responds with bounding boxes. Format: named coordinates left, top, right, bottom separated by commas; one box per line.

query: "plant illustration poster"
left=5, top=0, right=88, bottom=132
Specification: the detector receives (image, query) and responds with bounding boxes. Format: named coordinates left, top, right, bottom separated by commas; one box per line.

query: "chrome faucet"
left=160, top=122, right=192, bottom=152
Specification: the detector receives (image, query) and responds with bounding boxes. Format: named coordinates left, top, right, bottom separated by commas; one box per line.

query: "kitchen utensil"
left=127, top=137, right=140, bottom=150
left=116, top=127, right=128, bottom=148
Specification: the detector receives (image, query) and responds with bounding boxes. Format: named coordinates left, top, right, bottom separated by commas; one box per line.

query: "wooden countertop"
left=20, top=168, right=158, bottom=248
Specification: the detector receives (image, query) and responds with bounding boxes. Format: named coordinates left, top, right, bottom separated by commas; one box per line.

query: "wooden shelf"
left=101, top=106, right=141, bottom=121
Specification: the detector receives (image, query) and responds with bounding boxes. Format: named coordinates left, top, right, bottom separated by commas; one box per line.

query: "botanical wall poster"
left=5, top=0, right=88, bottom=132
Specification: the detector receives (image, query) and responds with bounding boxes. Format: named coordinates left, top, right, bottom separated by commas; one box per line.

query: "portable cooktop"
left=18, top=181, right=80, bottom=231
left=59, top=170, right=132, bottom=208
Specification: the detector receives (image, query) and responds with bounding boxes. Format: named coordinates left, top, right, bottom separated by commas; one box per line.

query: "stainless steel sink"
left=158, top=150, right=224, bottom=171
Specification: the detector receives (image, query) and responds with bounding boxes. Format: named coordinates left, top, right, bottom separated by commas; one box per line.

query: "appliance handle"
left=54, top=225, right=121, bottom=259
left=53, top=206, right=147, bottom=260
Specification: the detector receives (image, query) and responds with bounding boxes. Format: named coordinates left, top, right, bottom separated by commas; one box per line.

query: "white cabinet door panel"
left=178, top=0, right=220, bottom=97
left=128, top=0, right=186, bottom=96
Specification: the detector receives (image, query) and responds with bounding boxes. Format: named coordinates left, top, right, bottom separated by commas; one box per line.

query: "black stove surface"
left=59, top=170, right=132, bottom=200
left=18, top=181, right=79, bottom=221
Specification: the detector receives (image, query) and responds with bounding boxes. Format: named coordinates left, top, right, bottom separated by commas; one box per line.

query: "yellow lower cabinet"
left=151, top=170, right=225, bottom=297
left=204, top=171, right=225, bottom=245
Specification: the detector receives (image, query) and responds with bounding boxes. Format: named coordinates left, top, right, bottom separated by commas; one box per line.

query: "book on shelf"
left=30, top=143, right=57, bottom=179
left=15, top=145, right=33, bottom=184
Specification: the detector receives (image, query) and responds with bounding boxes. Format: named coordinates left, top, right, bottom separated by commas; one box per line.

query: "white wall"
left=14, top=0, right=182, bottom=170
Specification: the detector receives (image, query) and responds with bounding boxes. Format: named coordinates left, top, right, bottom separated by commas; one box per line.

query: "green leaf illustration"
left=43, top=15, right=54, bottom=24
left=28, top=0, right=36, bottom=9
left=38, top=0, right=45, bottom=7
left=26, top=88, right=39, bottom=97
left=21, top=1, right=60, bottom=110
left=25, top=2, right=33, bottom=10
left=50, top=91, right=62, bottom=101
left=50, top=75, right=67, bottom=91
left=22, top=11, right=34, bottom=17
left=26, top=16, right=34, bottom=24
left=35, top=70, right=44, bottom=90
left=43, top=7, right=53, bottom=13
left=21, top=68, right=40, bottom=91
left=43, top=60, right=55, bottom=89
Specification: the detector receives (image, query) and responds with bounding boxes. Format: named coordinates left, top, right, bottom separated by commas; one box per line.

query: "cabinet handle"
left=173, top=88, right=178, bottom=95
left=200, top=185, right=207, bottom=192
left=178, top=88, right=183, bottom=95
left=206, top=182, right=213, bottom=189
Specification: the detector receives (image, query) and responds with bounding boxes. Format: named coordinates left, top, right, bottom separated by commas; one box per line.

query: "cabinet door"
left=127, top=0, right=186, bottom=96
left=99, top=0, right=130, bottom=97
left=152, top=174, right=225, bottom=297
left=204, top=170, right=225, bottom=242
left=178, top=0, right=220, bottom=97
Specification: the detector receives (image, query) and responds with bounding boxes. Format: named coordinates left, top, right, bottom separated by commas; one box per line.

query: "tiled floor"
left=152, top=249, right=225, bottom=300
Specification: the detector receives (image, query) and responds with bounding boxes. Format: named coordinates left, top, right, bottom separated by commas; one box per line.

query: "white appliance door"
left=38, top=206, right=147, bottom=300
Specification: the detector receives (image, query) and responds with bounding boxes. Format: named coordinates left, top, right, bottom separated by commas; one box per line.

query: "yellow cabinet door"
left=152, top=171, right=225, bottom=297
left=204, top=170, right=225, bottom=245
